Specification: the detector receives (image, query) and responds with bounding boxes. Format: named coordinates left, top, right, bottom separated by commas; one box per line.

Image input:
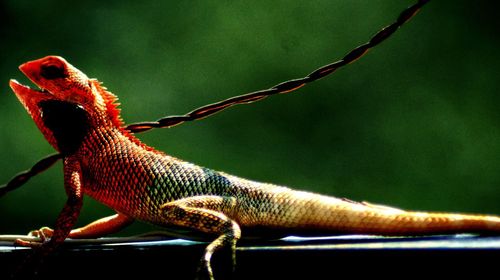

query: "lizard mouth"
left=9, top=58, right=59, bottom=101
left=9, top=79, right=52, bottom=96
left=10, top=79, right=50, bottom=95
left=9, top=79, right=54, bottom=108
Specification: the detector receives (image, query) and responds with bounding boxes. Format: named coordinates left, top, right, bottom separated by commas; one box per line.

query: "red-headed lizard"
left=6, top=1, right=500, bottom=279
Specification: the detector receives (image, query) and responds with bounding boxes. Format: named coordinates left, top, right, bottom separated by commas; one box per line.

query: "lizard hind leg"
left=160, top=196, right=241, bottom=280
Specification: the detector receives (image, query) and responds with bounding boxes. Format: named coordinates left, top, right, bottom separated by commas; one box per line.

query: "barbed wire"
left=0, top=0, right=430, bottom=197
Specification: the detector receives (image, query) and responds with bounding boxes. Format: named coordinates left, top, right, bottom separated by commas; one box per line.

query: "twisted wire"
left=126, top=0, right=430, bottom=133
left=0, top=153, right=62, bottom=197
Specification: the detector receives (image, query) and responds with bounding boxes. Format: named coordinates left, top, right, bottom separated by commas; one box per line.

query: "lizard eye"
left=40, top=63, right=67, bottom=80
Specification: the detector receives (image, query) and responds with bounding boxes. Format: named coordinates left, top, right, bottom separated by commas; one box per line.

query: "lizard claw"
left=14, top=238, right=43, bottom=247
left=14, top=226, right=54, bottom=247
left=28, top=226, right=54, bottom=241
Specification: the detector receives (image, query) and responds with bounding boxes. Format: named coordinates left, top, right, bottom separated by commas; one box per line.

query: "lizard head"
left=9, top=56, right=123, bottom=154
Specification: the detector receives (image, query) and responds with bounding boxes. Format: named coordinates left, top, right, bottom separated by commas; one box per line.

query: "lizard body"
left=9, top=54, right=500, bottom=279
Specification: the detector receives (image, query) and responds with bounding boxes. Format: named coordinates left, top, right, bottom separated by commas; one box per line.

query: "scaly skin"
left=9, top=56, right=500, bottom=278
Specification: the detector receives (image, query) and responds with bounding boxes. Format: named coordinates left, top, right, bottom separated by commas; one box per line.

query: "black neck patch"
left=39, top=100, right=90, bottom=155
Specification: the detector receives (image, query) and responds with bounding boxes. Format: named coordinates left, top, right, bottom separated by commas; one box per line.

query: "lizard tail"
left=259, top=189, right=500, bottom=235
left=332, top=209, right=500, bottom=235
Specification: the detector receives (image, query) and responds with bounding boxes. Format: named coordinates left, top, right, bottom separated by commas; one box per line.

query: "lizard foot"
left=28, top=226, right=54, bottom=240
left=196, top=234, right=238, bottom=280
left=14, top=226, right=54, bottom=247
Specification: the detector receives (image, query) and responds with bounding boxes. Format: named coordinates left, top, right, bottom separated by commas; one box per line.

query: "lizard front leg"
left=160, top=196, right=241, bottom=280
left=27, top=212, right=134, bottom=240
left=12, top=160, right=85, bottom=278
left=15, top=159, right=84, bottom=248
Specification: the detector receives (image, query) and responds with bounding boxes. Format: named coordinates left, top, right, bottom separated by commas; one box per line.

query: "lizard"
left=9, top=56, right=500, bottom=279
left=5, top=2, right=500, bottom=279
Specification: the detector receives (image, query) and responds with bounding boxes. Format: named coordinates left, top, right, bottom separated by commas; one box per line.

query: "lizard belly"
left=80, top=146, right=236, bottom=225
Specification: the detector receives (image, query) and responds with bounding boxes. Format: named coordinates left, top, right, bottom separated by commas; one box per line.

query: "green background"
left=0, top=0, right=499, bottom=235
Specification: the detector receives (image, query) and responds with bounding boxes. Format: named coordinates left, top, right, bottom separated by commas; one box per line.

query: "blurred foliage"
left=0, top=0, right=499, bottom=235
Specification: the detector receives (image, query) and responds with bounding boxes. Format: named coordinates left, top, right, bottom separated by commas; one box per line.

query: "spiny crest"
left=89, top=78, right=156, bottom=151
left=90, top=79, right=124, bottom=128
